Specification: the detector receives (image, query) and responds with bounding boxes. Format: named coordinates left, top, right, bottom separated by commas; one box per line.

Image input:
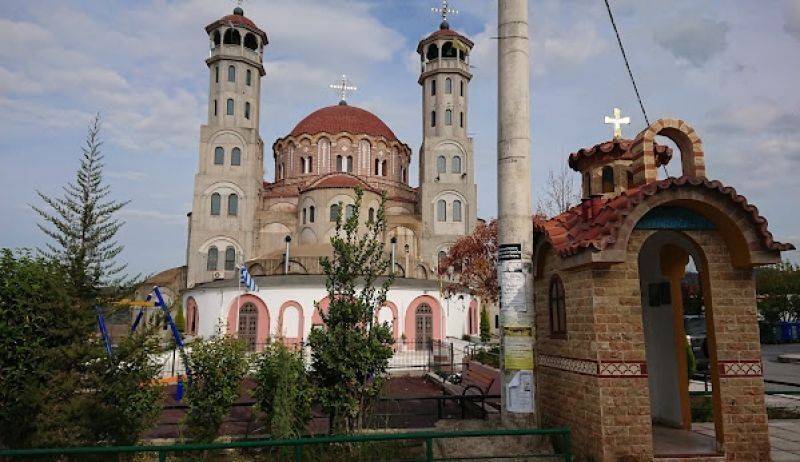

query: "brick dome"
left=289, top=103, right=398, bottom=141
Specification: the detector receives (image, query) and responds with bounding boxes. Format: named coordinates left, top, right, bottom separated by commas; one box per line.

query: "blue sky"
left=1, top=0, right=798, bottom=275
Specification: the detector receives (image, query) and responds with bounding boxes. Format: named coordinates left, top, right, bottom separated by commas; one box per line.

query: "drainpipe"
left=284, top=235, right=291, bottom=275
left=390, top=237, right=397, bottom=274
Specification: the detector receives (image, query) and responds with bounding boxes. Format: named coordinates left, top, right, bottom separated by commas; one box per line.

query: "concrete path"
left=692, top=420, right=800, bottom=461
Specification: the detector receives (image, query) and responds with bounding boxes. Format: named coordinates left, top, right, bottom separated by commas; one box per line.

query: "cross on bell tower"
left=604, top=107, right=631, bottom=140
left=432, top=0, right=458, bottom=29
left=329, top=74, right=357, bottom=105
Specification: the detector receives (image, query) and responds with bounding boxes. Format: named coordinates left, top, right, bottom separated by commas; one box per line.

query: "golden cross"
left=330, top=75, right=357, bottom=103
left=604, top=107, right=631, bottom=140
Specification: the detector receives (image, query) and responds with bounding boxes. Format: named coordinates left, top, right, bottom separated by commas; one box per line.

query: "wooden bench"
left=460, top=361, right=499, bottom=396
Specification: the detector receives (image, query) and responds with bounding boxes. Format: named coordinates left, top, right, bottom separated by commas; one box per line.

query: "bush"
left=184, top=335, right=249, bottom=442
left=479, top=307, right=491, bottom=343
left=252, top=343, right=313, bottom=438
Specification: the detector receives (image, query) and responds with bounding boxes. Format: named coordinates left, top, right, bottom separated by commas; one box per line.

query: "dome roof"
left=206, top=8, right=268, bottom=43
left=289, top=103, right=398, bottom=141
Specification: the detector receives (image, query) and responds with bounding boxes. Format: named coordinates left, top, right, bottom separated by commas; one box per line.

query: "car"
left=684, top=315, right=709, bottom=372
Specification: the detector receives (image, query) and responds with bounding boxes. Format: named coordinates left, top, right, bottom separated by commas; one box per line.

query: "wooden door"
left=415, top=304, right=433, bottom=350
left=238, top=303, right=259, bottom=351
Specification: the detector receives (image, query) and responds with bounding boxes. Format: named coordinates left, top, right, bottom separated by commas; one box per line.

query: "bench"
left=460, top=361, right=499, bottom=396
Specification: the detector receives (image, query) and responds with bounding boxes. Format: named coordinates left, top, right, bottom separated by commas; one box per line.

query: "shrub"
left=252, top=343, right=313, bottom=438
left=479, top=307, right=491, bottom=343
left=184, top=335, right=249, bottom=442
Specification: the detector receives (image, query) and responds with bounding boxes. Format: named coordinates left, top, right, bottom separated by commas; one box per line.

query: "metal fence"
left=0, top=427, right=572, bottom=461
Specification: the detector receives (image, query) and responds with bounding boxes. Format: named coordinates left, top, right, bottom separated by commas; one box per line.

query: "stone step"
left=777, top=353, right=800, bottom=363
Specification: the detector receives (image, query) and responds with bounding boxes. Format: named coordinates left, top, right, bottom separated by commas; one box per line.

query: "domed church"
left=164, top=6, right=482, bottom=348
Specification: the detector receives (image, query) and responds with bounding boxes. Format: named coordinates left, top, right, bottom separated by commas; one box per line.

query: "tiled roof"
left=534, top=176, right=795, bottom=257
left=206, top=13, right=268, bottom=42
left=416, top=27, right=474, bottom=53
left=301, top=173, right=377, bottom=193
left=288, top=104, right=398, bottom=142
left=568, top=139, right=672, bottom=172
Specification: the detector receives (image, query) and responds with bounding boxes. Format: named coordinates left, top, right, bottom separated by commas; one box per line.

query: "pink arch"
left=227, top=294, right=270, bottom=350
left=468, top=299, right=479, bottom=335
left=375, top=301, right=399, bottom=340
left=404, top=295, right=443, bottom=344
left=186, top=296, right=198, bottom=335
left=278, top=301, right=304, bottom=346
left=312, top=296, right=330, bottom=326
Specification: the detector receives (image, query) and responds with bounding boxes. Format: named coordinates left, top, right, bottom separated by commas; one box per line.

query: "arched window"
left=245, top=102, right=251, bottom=119
left=226, top=98, right=234, bottom=115
left=445, top=109, right=452, bottom=126
left=437, top=199, right=446, bottom=221
left=549, top=275, right=567, bottom=337
left=246, top=69, right=252, bottom=86
left=426, top=43, right=439, bottom=60
left=601, top=166, right=615, bottom=193
left=346, top=156, right=353, bottom=173
left=430, top=79, right=436, bottom=96
left=345, top=204, right=356, bottom=219
left=227, top=65, right=236, bottom=82
left=302, top=208, right=307, bottom=224
left=231, top=147, right=241, bottom=166
left=441, top=41, right=456, bottom=58
left=460, top=112, right=464, bottom=128
left=210, top=193, right=221, bottom=215
left=431, top=111, right=436, bottom=127
left=451, top=156, right=461, bottom=173
left=336, top=155, right=343, bottom=172
left=460, top=80, right=464, bottom=97
left=243, top=32, right=258, bottom=51
left=278, top=163, right=284, bottom=179
left=215, top=65, right=219, bottom=83
left=227, top=194, right=238, bottom=216
left=382, top=160, right=388, bottom=177
left=368, top=207, right=375, bottom=222
left=214, top=146, right=224, bottom=165
left=206, top=246, right=218, bottom=271
left=225, top=246, right=236, bottom=271
left=212, top=31, right=221, bottom=47
left=223, top=28, right=241, bottom=45
left=445, top=78, right=452, bottom=94
left=436, top=155, right=446, bottom=174
left=453, top=200, right=462, bottom=222
left=329, top=204, right=340, bottom=222
left=438, top=251, right=447, bottom=268
left=309, top=206, right=315, bottom=223
left=374, top=158, right=380, bottom=175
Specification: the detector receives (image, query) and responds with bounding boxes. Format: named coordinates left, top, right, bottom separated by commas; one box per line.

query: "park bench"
left=460, top=361, right=499, bottom=396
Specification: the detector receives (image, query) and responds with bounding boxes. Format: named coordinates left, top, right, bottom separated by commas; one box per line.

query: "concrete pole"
left=497, top=0, right=535, bottom=421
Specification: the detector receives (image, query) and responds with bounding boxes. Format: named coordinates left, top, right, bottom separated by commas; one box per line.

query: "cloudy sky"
left=1, top=0, right=798, bottom=275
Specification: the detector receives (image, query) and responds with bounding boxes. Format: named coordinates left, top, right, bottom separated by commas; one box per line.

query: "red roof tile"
left=301, top=174, right=376, bottom=193
left=206, top=13, right=268, bottom=42
left=289, top=104, right=398, bottom=142
left=534, top=176, right=794, bottom=257
left=416, top=27, right=474, bottom=53
left=568, top=139, right=672, bottom=172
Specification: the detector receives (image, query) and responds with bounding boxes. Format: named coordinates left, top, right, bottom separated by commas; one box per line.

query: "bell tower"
left=186, top=7, right=269, bottom=288
left=417, top=2, right=477, bottom=271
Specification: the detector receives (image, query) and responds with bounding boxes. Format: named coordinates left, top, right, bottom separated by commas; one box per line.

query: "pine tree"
left=308, top=188, right=394, bottom=433
left=31, top=114, right=133, bottom=303
left=480, top=306, right=491, bottom=343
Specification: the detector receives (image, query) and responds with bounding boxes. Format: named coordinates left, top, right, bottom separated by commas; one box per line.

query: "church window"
left=302, top=208, right=307, bottom=224
left=223, top=28, right=241, bottom=45
left=374, top=158, right=380, bottom=175
left=445, top=109, right=452, bottom=126
left=246, top=69, right=252, bottom=86
left=213, top=99, right=218, bottom=116
left=460, top=80, right=464, bottom=97
left=346, top=204, right=356, bottom=220
left=438, top=251, right=447, bottom=269
left=212, top=30, right=221, bottom=47
left=549, top=275, right=567, bottom=337
left=460, top=112, right=464, bottom=128
left=368, top=207, right=375, bottom=222
left=225, top=247, right=236, bottom=271
left=382, top=160, right=387, bottom=177
left=214, top=147, right=224, bottom=165
left=441, top=41, right=456, bottom=58
left=452, top=156, right=461, bottom=173
left=226, top=99, right=234, bottom=116
left=430, top=79, right=436, bottom=96
left=453, top=200, right=462, bottom=222
left=329, top=204, right=340, bottom=222
left=426, top=43, right=438, bottom=60
left=245, top=102, right=251, bottom=119
left=436, top=155, right=446, bottom=174
left=243, top=33, right=258, bottom=51
left=210, top=193, right=221, bottom=215
left=207, top=246, right=218, bottom=271
left=431, top=111, right=436, bottom=127
left=336, top=155, right=343, bottom=172
left=445, top=78, right=452, bottom=94
left=309, top=206, right=315, bottom=223
left=437, top=199, right=446, bottom=221
left=228, top=65, right=236, bottom=83
left=215, top=65, right=219, bottom=83
left=227, top=194, right=238, bottom=216
left=346, top=156, right=353, bottom=173
left=231, top=147, right=241, bottom=166
left=602, top=166, right=615, bottom=193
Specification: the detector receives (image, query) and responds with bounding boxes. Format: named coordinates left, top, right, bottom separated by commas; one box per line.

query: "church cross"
left=604, top=107, right=631, bottom=140
left=330, top=74, right=357, bottom=104
left=432, top=0, right=458, bottom=24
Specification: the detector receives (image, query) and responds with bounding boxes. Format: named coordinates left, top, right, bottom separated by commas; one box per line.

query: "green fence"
left=0, top=427, right=571, bottom=462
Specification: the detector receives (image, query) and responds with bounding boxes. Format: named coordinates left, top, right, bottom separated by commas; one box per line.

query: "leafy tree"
left=479, top=306, right=491, bottom=343
left=438, top=219, right=499, bottom=303
left=173, top=300, right=186, bottom=333
left=252, top=343, right=313, bottom=438
left=756, top=261, right=800, bottom=323
left=31, top=113, right=134, bottom=304
left=308, top=188, right=394, bottom=433
left=184, top=335, right=249, bottom=442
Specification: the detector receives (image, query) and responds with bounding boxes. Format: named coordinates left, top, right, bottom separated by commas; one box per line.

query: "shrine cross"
left=604, top=107, right=631, bottom=140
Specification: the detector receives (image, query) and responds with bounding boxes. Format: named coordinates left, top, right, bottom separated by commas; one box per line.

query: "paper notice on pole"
left=506, top=370, right=534, bottom=413
left=499, top=261, right=527, bottom=313
left=503, top=326, right=534, bottom=370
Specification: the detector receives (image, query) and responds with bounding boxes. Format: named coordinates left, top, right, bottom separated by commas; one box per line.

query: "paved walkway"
left=692, top=420, right=800, bottom=461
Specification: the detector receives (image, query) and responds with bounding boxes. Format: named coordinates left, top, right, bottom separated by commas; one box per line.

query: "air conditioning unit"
left=212, top=271, right=223, bottom=280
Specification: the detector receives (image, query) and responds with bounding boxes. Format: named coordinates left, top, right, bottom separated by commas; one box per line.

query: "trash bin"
left=779, top=322, right=795, bottom=342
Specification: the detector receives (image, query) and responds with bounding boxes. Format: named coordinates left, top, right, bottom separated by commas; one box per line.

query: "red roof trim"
left=568, top=139, right=672, bottom=171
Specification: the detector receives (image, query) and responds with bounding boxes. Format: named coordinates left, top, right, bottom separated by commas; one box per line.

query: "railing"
left=0, top=427, right=572, bottom=461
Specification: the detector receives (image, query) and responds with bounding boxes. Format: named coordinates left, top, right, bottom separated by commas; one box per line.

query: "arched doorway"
left=238, top=303, right=259, bottom=351
left=415, top=304, right=433, bottom=350
left=226, top=294, right=270, bottom=351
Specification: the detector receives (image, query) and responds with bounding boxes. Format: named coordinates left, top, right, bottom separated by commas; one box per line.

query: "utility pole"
left=497, top=0, right=535, bottom=422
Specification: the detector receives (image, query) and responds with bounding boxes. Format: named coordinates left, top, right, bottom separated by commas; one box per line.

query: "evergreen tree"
left=480, top=306, right=491, bottom=343
left=308, top=188, right=394, bottom=433
left=31, top=114, right=133, bottom=303
left=173, top=300, right=186, bottom=333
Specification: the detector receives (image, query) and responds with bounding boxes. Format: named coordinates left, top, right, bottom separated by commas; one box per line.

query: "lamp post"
left=390, top=236, right=397, bottom=275
left=284, top=235, right=291, bottom=275
left=404, top=243, right=410, bottom=278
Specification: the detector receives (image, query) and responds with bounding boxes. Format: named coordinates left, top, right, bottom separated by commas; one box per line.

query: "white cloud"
left=107, top=170, right=148, bottom=181
left=785, top=0, right=800, bottom=40
left=653, top=16, right=729, bottom=66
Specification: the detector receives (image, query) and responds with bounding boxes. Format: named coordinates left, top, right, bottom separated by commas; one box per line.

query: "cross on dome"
left=329, top=74, right=357, bottom=105
left=604, top=107, right=631, bottom=140
left=432, top=0, right=458, bottom=29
